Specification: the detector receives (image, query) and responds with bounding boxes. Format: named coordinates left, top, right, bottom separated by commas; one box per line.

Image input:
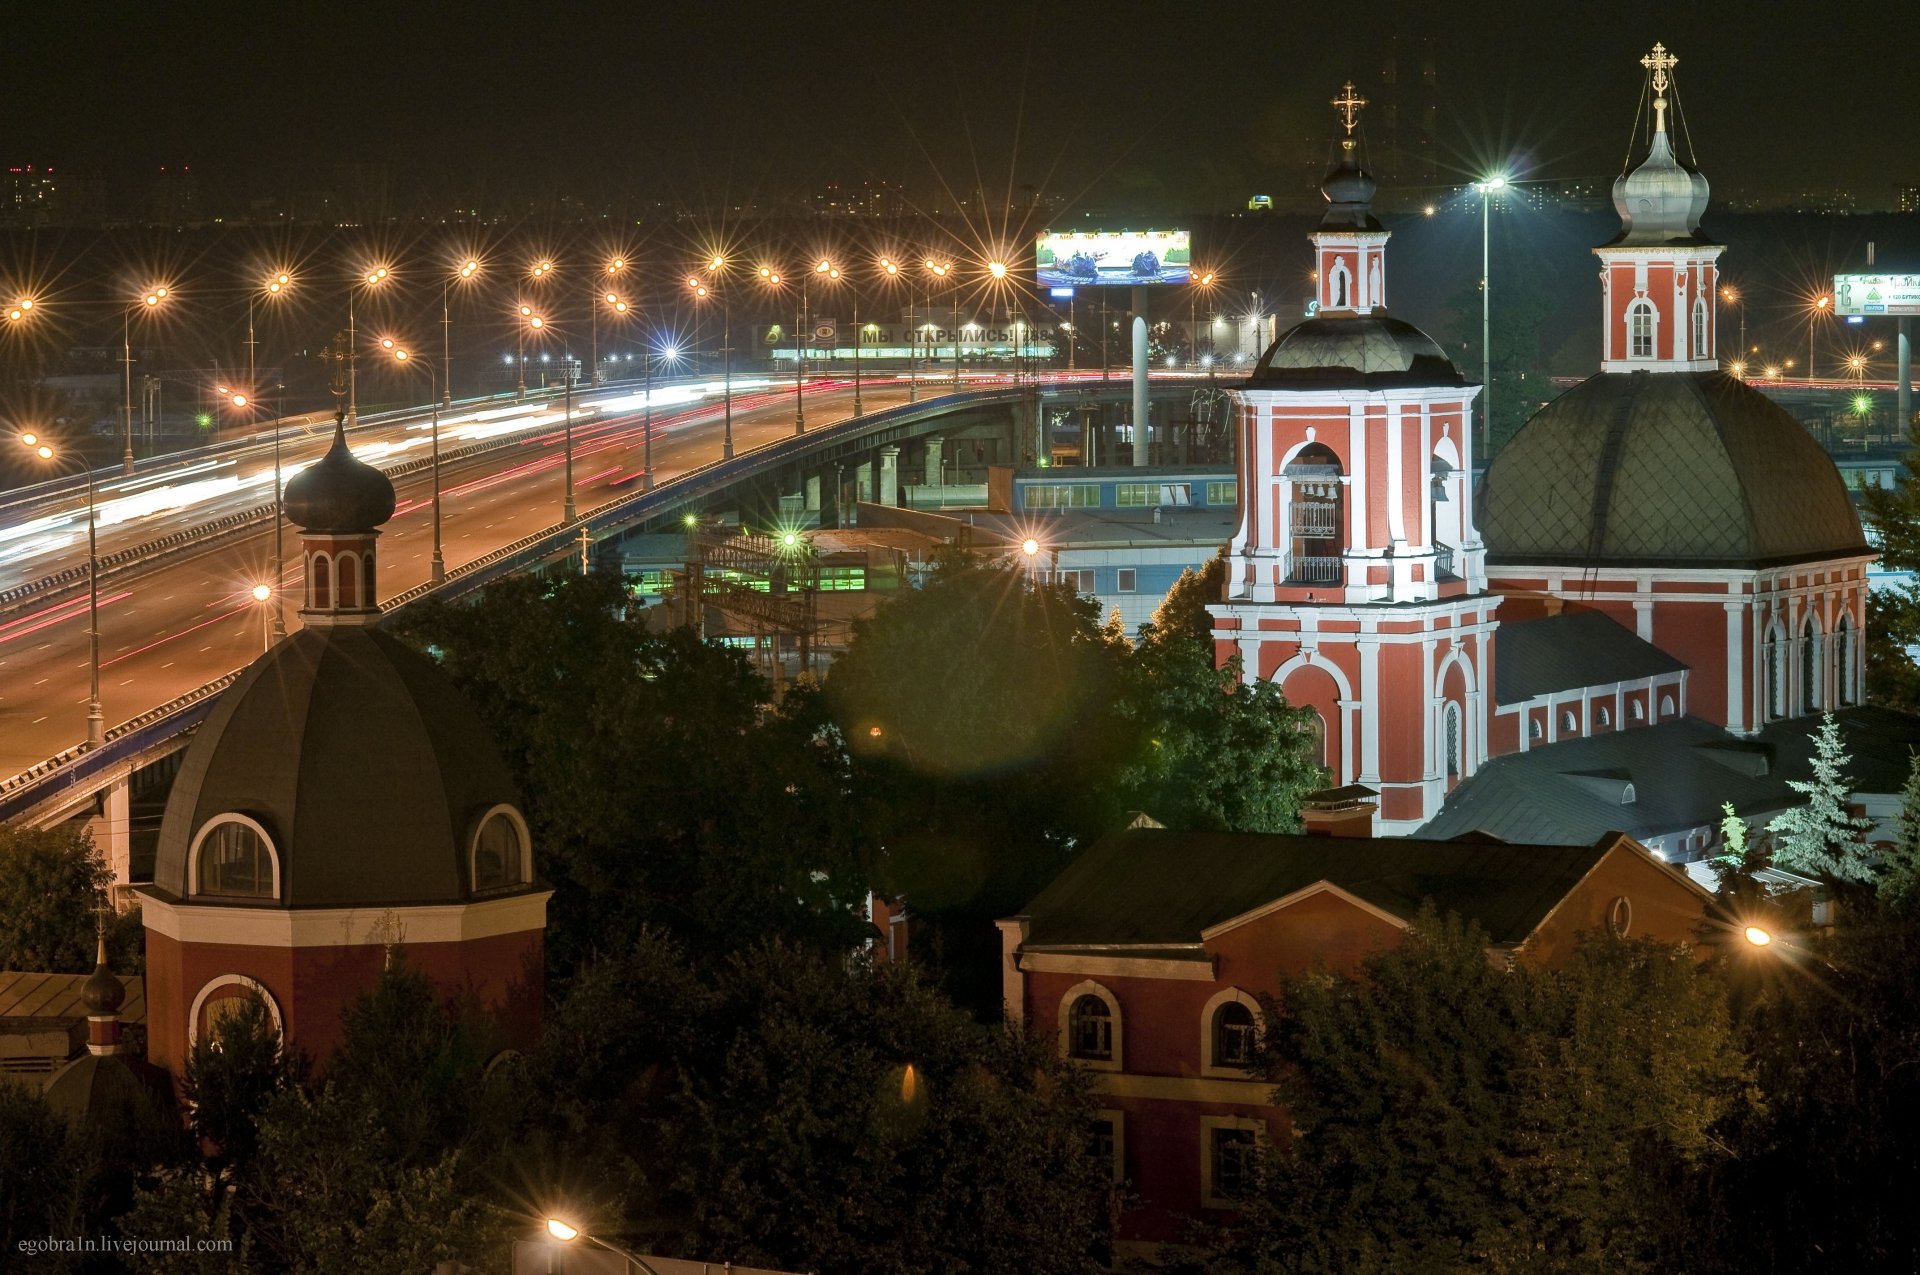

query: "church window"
left=1801, top=616, right=1821, bottom=714
left=1598, top=705, right=1613, bottom=727
left=1444, top=703, right=1461, bottom=778
left=1285, top=443, right=1344, bottom=587
left=1068, top=994, right=1114, bottom=1061
left=1692, top=297, right=1709, bottom=358
left=190, top=815, right=278, bottom=899
left=1330, top=260, right=1351, bottom=309
left=1837, top=614, right=1856, bottom=705
left=1560, top=709, right=1578, bottom=734
left=1765, top=624, right=1787, bottom=720
left=312, top=553, right=332, bottom=609
left=1206, top=1123, right=1260, bottom=1204
left=471, top=806, right=530, bottom=892
left=1529, top=716, right=1543, bottom=741
left=1630, top=698, right=1646, bottom=722
left=188, top=976, right=283, bottom=1050
left=1211, top=1001, right=1257, bottom=1068
left=1304, top=710, right=1329, bottom=776
left=1628, top=300, right=1656, bottom=359
left=338, top=552, right=359, bottom=608
left=1660, top=694, right=1676, bottom=717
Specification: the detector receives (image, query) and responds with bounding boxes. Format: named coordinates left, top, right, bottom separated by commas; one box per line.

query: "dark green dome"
left=1244, top=314, right=1467, bottom=391
left=1480, top=371, right=1868, bottom=569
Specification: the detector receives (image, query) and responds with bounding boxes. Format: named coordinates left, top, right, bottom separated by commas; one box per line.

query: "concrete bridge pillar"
left=855, top=461, right=872, bottom=508
left=923, top=437, right=943, bottom=487
left=84, top=778, right=132, bottom=890
left=879, top=446, right=900, bottom=507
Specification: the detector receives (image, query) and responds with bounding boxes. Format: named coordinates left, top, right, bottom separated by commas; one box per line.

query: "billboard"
left=1834, top=273, right=1920, bottom=317
left=1036, top=229, right=1191, bottom=287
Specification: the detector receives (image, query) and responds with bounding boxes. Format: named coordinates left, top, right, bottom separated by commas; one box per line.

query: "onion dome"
left=284, top=412, right=396, bottom=534
left=1319, top=142, right=1382, bottom=233
left=1246, top=315, right=1466, bottom=390
left=1480, top=371, right=1868, bottom=568
left=81, top=935, right=125, bottom=1016
left=1606, top=125, right=1713, bottom=247
left=152, top=625, right=531, bottom=909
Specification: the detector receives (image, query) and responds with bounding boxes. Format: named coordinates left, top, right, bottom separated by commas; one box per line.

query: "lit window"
left=1068, top=995, right=1113, bottom=1061
left=193, top=818, right=276, bottom=899
left=1628, top=300, right=1655, bottom=359
left=472, top=809, right=528, bottom=892
left=1212, top=1001, right=1256, bottom=1068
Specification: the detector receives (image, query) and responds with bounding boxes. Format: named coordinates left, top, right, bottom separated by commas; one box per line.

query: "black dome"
left=1481, top=371, right=1869, bottom=569
left=152, top=626, right=528, bottom=909
left=1318, top=142, right=1382, bottom=233
left=82, top=962, right=125, bottom=1015
left=1244, top=314, right=1467, bottom=391
left=284, top=416, right=396, bottom=534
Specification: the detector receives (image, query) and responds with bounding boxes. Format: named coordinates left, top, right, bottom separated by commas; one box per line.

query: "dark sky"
left=12, top=0, right=1919, bottom=213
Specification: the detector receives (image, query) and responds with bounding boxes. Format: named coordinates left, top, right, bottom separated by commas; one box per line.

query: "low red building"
left=996, top=807, right=1712, bottom=1245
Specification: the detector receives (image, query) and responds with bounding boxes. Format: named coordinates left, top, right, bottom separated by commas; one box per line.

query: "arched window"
left=1837, top=613, right=1856, bottom=706
left=190, top=815, right=279, bottom=899
left=1630, top=698, right=1646, bottom=722
left=1444, top=702, right=1461, bottom=778
left=1560, top=709, right=1578, bottom=734
left=1659, top=694, right=1676, bottom=718
left=1284, top=442, right=1345, bottom=588
left=312, top=553, right=332, bottom=609
left=470, top=806, right=530, bottom=892
left=1692, top=297, right=1709, bottom=358
left=1597, top=705, right=1612, bottom=728
left=1529, top=716, right=1543, bottom=741
left=1212, top=1001, right=1257, bottom=1068
left=1304, top=710, right=1329, bottom=775
left=1069, top=995, right=1113, bottom=1061
left=1330, top=260, right=1350, bottom=309
left=188, top=976, right=283, bottom=1049
left=1765, top=623, right=1787, bottom=720
left=1801, top=615, right=1821, bottom=714
left=1628, top=299, right=1656, bottom=359
left=338, top=552, right=360, bottom=608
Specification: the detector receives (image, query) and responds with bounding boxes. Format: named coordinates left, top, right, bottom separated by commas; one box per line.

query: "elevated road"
left=0, top=375, right=927, bottom=776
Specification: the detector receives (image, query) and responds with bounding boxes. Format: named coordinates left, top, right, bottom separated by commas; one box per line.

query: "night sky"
left=14, top=1, right=1920, bottom=216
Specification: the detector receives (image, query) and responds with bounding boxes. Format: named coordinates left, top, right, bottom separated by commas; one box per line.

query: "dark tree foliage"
left=180, top=992, right=304, bottom=1177
left=0, top=823, right=142, bottom=974
left=1862, top=416, right=1920, bottom=711
left=528, top=932, right=1115, bottom=1275
left=1156, top=911, right=1751, bottom=1275
left=0, top=1084, right=91, bottom=1269
left=388, top=573, right=874, bottom=975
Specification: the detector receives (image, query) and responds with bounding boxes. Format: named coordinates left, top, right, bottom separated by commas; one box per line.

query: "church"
left=1209, top=44, right=1912, bottom=854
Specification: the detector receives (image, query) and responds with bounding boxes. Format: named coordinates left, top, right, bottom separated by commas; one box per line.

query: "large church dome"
left=1479, top=370, right=1868, bottom=569
left=152, top=626, right=530, bottom=909
left=1245, top=315, right=1467, bottom=391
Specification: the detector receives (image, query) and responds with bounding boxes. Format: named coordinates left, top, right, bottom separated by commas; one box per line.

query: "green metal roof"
left=1494, top=611, right=1686, bottom=704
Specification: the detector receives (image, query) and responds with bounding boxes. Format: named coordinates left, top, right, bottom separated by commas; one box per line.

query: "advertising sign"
left=812, top=319, right=837, bottom=343
left=1036, top=229, right=1191, bottom=287
left=1834, top=273, right=1920, bottom=316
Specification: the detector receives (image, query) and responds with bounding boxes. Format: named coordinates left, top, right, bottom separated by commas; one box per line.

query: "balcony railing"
left=1290, top=501, right=1339, bottom=537
left=1285, top=553, right=1343, bottom=585
left=1435, top=543, right=1458, bottom=579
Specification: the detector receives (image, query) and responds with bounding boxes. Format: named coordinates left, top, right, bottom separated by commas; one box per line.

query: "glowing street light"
left=346, top=266, right=392, bottom=428
left=1743, top=925, right=1773, bottom=947
left=1472, top=173, right=1510, bottom=459
left=383, top=341, right=449, bottom=582
left=691, top=256, right=737, bottom=456
left=123, top=284, right=174, bottom=472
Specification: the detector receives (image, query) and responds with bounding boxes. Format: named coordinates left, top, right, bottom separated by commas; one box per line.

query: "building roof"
left=283, top=412, right=396, bottom=534
left=1494, top=611, right=1686, bottom=704
left=43, top=1051, right=174, bottom=1124
left=1479, top=371, right=1869, bottom=569
left=150, top=625, right=529, bottom=909
left=1604, top=121, right=1716, bottom=248
left=1243, top=314, right=1468, bottom=392
left=1014, top=824, right=1634, bottom=951
left=1418, top=706, right=1920, bottom=846
left=0, top=971, right=145, bottom=1026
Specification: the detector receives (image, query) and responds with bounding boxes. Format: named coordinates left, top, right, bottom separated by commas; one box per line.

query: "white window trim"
left=1199, top=1114, right=1267, bottom=1209
left=1093, top=1107, right=1127, bottom=1185
left=1058, top=979, right=1123, bottom=1072
left=467, top=803, right=533, bottom=894
left=1117, top=568, right=1138, bottom=593
left=1200, top=987, right=1264, bottom=1078
left=187, top=974, right=283, bottom=1049
left=1626, top=298, right=1658, bottom=359
left=187, top=813, right=283, bottom=901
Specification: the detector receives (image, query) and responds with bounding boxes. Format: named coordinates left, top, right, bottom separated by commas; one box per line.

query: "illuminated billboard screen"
left=1835, top=273, right=1920, bottom=316
left=1036, top=229, right=1191, bottom=287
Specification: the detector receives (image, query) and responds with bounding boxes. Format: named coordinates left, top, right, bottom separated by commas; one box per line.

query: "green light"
left=782, top=532, right=798, bottom=547
left=683, top=514, right=698, bottom=528
left=195, top=413, right=213, bottom=429
left=1853, top=394, right=1873, bottom=415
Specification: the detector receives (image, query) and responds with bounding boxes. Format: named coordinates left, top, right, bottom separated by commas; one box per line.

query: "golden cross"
left=1331, top=81, right=1368, bottom=136
left=1640, top=42, right=1677, bottom=94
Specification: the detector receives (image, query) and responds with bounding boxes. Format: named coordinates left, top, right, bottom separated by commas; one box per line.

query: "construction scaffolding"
left=670, top=527, right=820, bottom=690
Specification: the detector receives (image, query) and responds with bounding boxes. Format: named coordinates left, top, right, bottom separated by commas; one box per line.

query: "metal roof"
left=1494, top=611, right=1686, bottom=704
left=0, top=971, right=145, bottom=1024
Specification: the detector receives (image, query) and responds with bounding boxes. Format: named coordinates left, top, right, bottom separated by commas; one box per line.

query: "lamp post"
left=594, top=256, right=625, bottom=385
left=798, top=259, right=838, bottom=433
left=20, top=432, right=104, bottom=745
left=347, top=265, right=390, bottom=428
left=381, top=341, right=447, bottom=583
left=251, top=272, right=293, bottom=636
left=1810, top=292, right=1833, bottom=382
left=1719, top=284, right=1744, bottom=374
left=519, top=258, right=554, bottom=398
left=543, top=1217, right=663, bottom=1275
left=880, top=255, right=912, bottom=403
left=1472, top=175, right=1507, bottom=458
left=986, top=259, right=1011, bottom=387
left=446, top=257, right=480, bottom=406
left=924, top=259, right=954, bottom=386
left=693, top=255, right=735, bottom=456
left=648, top=341, right=685, bottom=489
left=1191, top=269, right=1218, bottom=375
left=122, top=286, right=171, bottom=473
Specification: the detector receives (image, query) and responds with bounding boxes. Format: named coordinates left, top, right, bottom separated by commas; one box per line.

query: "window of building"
left=1837, top=614, right=1856, bottom=705
left=471, top=807, right=530, bottom=892
left=338, top=552, right=359, bottom=608
left=191, top=816, right=278, bottom=899
left=1115, top=482, right=1153, bottom=507
left=1068, top=994, right=1113, bottom=1061
left=1026, top=483, right=1099, bottom=509
left=1765, top=623, right=1786, bottom=720
left=312, top=553, right=332, bottom=609
left=1560, top=709, right=1577, bottom=733
left=188, top=975, right=283, bottom=1049
left=1692, top=297, right=1709, bottom=358
left=1631, top=698, right=1646, bottom=722
left=1529, top=716, right=1543, bottom=741
left=1597, top=705, right=1612, bottom=727
left=1212, top=1001, right=1257, bottom=1069
left=1444, top=702, right=1461, bottom=778
left=1117, top=568, right=1137, bottom=593
left=1203, top=1121, right=1262, bottom=1207
left=1659, top=694, right=1676, bottom=717
left=1206, top=480, right=1238, bottom=506
left=1087, top=1111, right=1125, bottom=1184
left=1801, top=616, right=1821, bottom=714
left=1628, top=300, right=1656, bottom=359
left=1304, top=710, right=1329, bottom=774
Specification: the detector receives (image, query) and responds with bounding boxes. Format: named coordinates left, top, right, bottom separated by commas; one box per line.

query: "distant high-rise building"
left=1898, top=184, right=1920, bottom=214
left=148, top=166, right=200, bottom=225
left=1378, top=34, right=1440, bottom=187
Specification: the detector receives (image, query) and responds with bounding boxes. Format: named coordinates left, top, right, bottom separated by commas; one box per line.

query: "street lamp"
left=1809, top=293, right=1833, bottom=382
left=544, top=1217, right=663, bottom=1274
left=879, top=255, right=916, bottom=404
left=19, top=433, right=105, bottom=745
left=593, top=255, right=625, bottom=385
left=251, top=271, right=294, bottom=636
left=122, top=285, right=173, bottom=473
left=1743, top=925, right=1773, bottom=947
left=1191, top=269, right=1219, bottom=383
left=381, top=341, right=447, bottom=583
left=5, top=295, right=32, bottom=323
left=444, top=257, right=481, bottom=407
left=347, top=265, right=391, bottom=429
left=692, top=256, right=735, bottom=457
left=249, top=582, right=273, bottom=651
left=648, top=341, right=686, bottom=490
left=1719, top=284, right=1745, bottom=371
left=1471, top=175, right=1508, bottom=459
left=924, top=259, right=955, bottom=386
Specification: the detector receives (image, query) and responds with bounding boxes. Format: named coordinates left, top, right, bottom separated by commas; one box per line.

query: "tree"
left=527, top=934, right=1115, bottom=1274
left=181, top=992, right=304, bottom=1176
left=1767, top=712, right=1873, bottom=878
left=0, top=1085, right=91, bottom=1270
left=1163, top=911, right=1751, bottom=1275
left=1880, top=751, right=1920, bottom=911
left=0, top=824, right=140, bottom=973
left=389, top=572, right=874, bottom=974
left=1861, top=418, right=1920, bottom=709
